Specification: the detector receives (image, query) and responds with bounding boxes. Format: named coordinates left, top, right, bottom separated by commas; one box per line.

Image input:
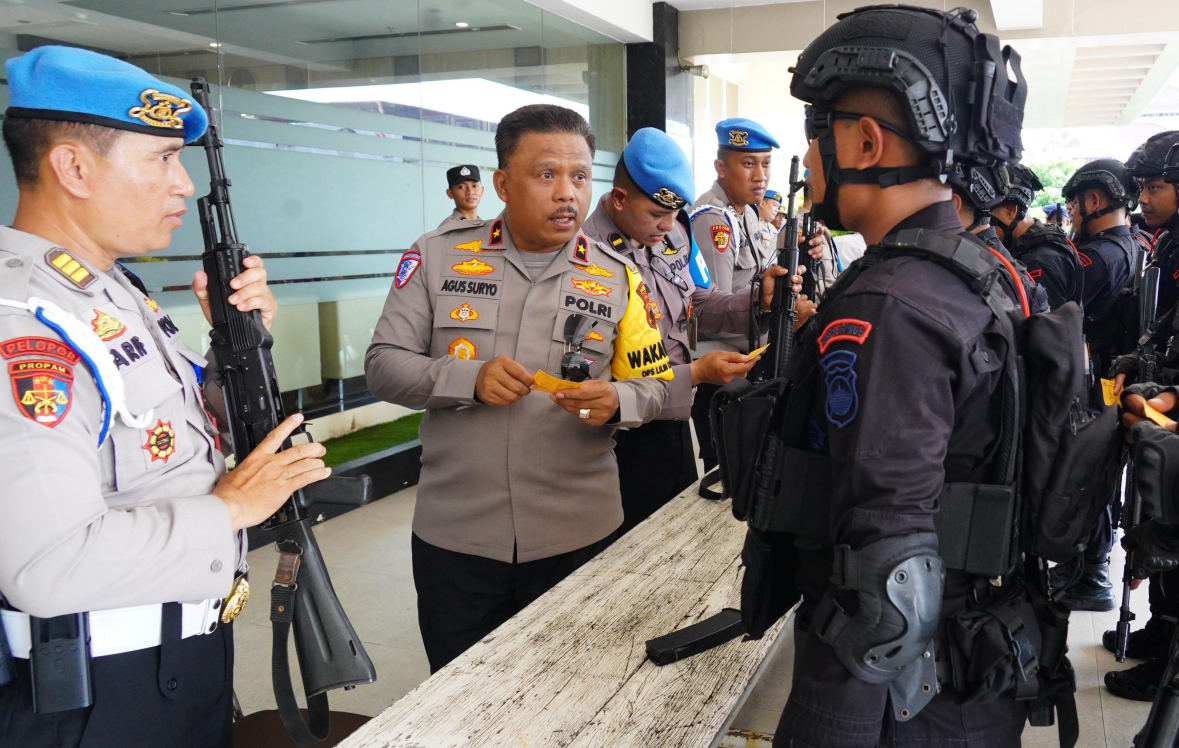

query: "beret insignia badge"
left=129, top=89, right=192, bottom=130
left=651, top=187, right=684, bottom=209
left=728, top=130, right=749, bottom=147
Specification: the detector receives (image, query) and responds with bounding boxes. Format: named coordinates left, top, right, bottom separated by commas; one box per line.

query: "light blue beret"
left=716, top=117, right=779, bottom=152
left=764, top=189, right=783, bottom=203
left=622, top=127, right=693, bottom=210
left=6, top=45, right=208, bottom=144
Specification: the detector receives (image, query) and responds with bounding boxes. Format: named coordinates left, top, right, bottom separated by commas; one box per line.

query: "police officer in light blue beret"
left=0, top=46, right=326, bottom=747
left=688, top=116, right=791, bottom=477
left=582, top=127, right=799, bottom=531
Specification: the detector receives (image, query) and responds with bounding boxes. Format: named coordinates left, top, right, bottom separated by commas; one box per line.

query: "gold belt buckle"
left=221, top=574, right=250, bottom=624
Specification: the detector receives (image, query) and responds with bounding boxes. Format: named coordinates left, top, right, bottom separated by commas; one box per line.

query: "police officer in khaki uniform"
left=582, top=127, right=806, bottom=533
left=0, top=46, right=327, bottom=747
left=689, top=118, right=780, bottom=473
left=365, top=105, right=671, bottom=672
left=437, top=163, right=484, bottom=229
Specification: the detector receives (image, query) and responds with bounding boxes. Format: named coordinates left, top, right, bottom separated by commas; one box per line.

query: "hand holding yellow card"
left=746, top=343, right=770, bottom=359
left=533, top=370, right=583, bottom=393
left=1099, top=377, right=1176, bottom=427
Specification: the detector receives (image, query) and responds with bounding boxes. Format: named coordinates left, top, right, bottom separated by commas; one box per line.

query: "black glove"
left=1122, top=520, right=1179, bottom=576
left=1110, top=352, right=1138, bottom=380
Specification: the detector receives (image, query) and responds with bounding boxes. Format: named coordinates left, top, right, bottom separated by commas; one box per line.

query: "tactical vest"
left=1017, top=221, right=1084, bottom=304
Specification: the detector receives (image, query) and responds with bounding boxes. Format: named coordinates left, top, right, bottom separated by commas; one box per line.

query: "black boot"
left=1102, top=617, right=1175, bottom=660
left=1105, top=658, right=1167, bottom=701
left=1056, top=558, right=1115, bottom=612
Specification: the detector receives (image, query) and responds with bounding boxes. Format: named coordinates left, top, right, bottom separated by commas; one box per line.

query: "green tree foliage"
left=1023, top=157, right=1086, bottom=212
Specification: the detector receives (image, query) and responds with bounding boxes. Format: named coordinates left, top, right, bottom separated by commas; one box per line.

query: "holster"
left=940, top=594, right=1041, bottom=705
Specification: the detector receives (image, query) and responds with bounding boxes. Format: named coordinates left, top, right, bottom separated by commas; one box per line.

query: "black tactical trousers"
left=0, top=620, right=233, bottom=747
left=614, top=418, right=698, bottom=537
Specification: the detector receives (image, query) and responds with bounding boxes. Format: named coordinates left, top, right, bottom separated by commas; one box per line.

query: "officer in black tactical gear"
left=1052, top=160, right=1142, bottom=613
left=1102, top=135, right=1179, bottom=703
left=1129, top=132, right=1179, bottom=313
left=991, top=163, right=1083, bottom=309
left=947, top=160, right=1008, bottom=251
left=772, top=6, right=1039, bottom=744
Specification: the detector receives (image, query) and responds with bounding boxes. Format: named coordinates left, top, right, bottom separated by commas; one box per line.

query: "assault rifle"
left=749, top=155, right=805, bottom=383
left=1116, top=264, right=1162, bottom=662
left=191, top=79, right=376, bottom=744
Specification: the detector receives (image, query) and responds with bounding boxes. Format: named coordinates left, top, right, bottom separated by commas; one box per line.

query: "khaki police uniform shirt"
left=436, top=209, right=479, bottom=231
left=365, top=214, right=670, bottom=563
left=0, top=227, right=236, bottom=618
left=690, top=181, right=771, bottom=351
left=582, top=196, right=750, bottom=420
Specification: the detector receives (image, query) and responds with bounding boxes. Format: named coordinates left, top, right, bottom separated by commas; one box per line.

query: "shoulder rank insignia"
left=10, top=358, right=74, bottom=428
left=143, top=419, right=177, bottom=462
left=449, top=303, right=479, bottom=322
left=91, top=309, right=126, bottom=342
left=817, top=318, right=872, bottom=354
left=128, top=89, right=191, bottom=131
left=451, top=258, right=494, bottom=276
left=584, top=262, right=615, bottom=278
left=395, top=250, right=421, bottom=289
left=571, top=277, right=612, bottom=297
left=454, top=239, right=484, bottom=253
left=608, top=233, right=626, bottom=251
left=143, top=297, right=161, bottom=313
left=710, top=224, right=731, bottom=252
left=728, top=130, right=749, bottom=147
left=46, top=248, right=96, bottom=290
left=448, top=337, right=476, bottom=360
left=574, top=235, right=589, bottom=263
left=489, top=220, right=504, bottom=246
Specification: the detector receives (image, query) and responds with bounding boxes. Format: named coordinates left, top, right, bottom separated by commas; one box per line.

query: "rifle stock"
left=190, top=78, right=375, bottom=744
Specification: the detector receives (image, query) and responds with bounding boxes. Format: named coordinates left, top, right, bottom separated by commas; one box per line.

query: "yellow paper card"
left=1100, top=378, right=1118, bottom=408
left=747, top=343, right=770, bottom=358
left=534, top=370, right=582, bottom=393
left=1144, top=401, right=1177, bottom=428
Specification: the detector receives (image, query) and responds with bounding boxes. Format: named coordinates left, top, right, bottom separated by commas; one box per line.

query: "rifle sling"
left=270, top=542, right=331, bottom=745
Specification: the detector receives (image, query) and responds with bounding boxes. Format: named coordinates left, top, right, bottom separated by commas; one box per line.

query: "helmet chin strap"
left=989, top=208, right=1023, bottom=243
left=809, top=131, right=942, bottom=233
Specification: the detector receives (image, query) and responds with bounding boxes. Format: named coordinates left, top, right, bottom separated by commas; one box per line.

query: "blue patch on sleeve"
left=688, top=232, right=711, bottom=289
left=821, top=350, right=858, bottom=429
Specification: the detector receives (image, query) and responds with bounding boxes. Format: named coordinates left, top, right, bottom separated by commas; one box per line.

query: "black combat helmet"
left=789, top=5, right=1026, bottom=229
left=1002, top=163, right=1044, bottom=213
left=1164, top=143, right=1179, bottom=186
left=946, top=160, right=1008, bottom=211
left=1126, top=131, right=1179, bottom=178
left=1062, top=158, right=1138, bottom=214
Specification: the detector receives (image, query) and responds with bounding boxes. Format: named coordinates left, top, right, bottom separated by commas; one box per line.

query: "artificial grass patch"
left=319, top=412, right=423, bottom=467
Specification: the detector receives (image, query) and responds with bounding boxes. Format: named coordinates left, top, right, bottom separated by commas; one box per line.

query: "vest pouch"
left=942, top=595, right=1041, bottom=704
left=739, top=527, right=800, bottom=639
left=934, top=482, right=1016, bottom=578
left=1033, top=405, right=1121, bottom=561
left=711, top=377, right=786, bottom=519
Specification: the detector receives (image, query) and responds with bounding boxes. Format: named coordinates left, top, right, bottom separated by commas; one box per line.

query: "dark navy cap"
left=5, top=45, right=207, bottom=143
left=446, top=164, right=481, bottom=187
left=621, top=127, right=693, bottom=210
left=716, top=117, right=779, bottom=152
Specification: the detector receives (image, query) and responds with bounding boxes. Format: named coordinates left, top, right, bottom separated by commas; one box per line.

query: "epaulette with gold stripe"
left=46, top=248, right=96, bottom=289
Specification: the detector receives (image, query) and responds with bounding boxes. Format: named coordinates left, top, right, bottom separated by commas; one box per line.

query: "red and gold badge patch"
left=448, top=337, right=477, bottom=360
left=571, top=278, right=612, bottom=297
left=635, top=281, right=663, bottom=329
left=91, top=309, right=126, bottom=341
left=142, top=419, right=177, bottom=463
left=449, top=303, right=479, bottom=322
left=144, top=297, right=161, bottom=314
left=710, top=225, right=731, bottom=252
left=583, top=262, right=615, bottom=278
left=454, top=239, right=483, bottom=253
left=451, top=258, right=495, bottom=276
left=574, top=236, right=589, bottom=263
left=10, top=359, right=73, bottom=428
left=587, top=331, right=605, bottom=342
left=489, top=220, right=504, bottom=246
